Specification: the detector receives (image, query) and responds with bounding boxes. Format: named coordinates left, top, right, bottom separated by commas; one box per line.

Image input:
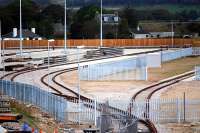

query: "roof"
left=102, top=14, right=117, bottom=17
left=2, top=29, right=41, bottom=39
left=132, top=29, right=150, bottom=34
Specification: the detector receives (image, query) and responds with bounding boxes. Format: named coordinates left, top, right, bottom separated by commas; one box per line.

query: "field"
left=132, top=4, right=200, bottom=13
left=148, top=56, right=200, bottom=81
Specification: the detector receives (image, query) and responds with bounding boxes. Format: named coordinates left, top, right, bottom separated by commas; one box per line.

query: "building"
left=150, top=32, right=174, bottom=38
left=2, top=28, right=43, bottom=40
left=130, top=30, right=150, bottom=39
left=130, top=26, right=150, bottom=39
left=97, top=14, right=120, bottom=25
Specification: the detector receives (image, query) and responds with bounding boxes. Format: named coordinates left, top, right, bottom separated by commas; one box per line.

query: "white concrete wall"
left=80, top=54, right=155, bottom=81
left=134, top=34, right=149, bottom=39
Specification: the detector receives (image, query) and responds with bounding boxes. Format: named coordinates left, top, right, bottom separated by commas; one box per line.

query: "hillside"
left=1, top=0, right=200, bottom=7
left=0, top=0, right=49, bottom=6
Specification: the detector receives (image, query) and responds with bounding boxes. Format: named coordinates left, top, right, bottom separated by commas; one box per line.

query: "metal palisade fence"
left=1, top=80, right=200, bottom=126
left=161, top=47, right=193, bottom=62
left=195, top=66, right=200, bottom=80
left=0, top=80, right=67, bottom=122
left=131, top=98, right=200, bottom=123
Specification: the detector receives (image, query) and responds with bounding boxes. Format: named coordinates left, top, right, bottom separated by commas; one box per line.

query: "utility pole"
left=20, top=0, right=23, bottom=56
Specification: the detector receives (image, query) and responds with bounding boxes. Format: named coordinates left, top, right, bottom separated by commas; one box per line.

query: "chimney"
left=13, top=28, right=17, bottom=37
left=31, top=28, right=36, bottom=33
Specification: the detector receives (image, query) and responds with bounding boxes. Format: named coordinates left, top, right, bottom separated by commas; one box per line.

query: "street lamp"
left=47, top=39, right=55, bottom=89
left=2, top=38, right=9, bottom=79
left=0, top=20, right=2, bottom=70
left=19, top=0, right=23, bottom=57
left=64, top=0, right=67, bottom=54
left=47, top=39, right=54, bottom=114
left=100, top=0, right=103, bottom=47
left=77, top=45, right=84, bottom=125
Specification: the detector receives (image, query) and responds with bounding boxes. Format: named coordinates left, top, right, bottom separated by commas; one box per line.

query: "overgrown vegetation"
left=11, top=101, right=39, bottom=128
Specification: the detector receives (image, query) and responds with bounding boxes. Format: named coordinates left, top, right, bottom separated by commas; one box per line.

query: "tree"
left=74, top=5, right=100, bottom=22
left=122, top=7, right=138, bottom=29
left=151, top=9, right=173, bottom=20
left=41, top=4, right=65, bottom=23
left=105, top=32, right=114, bottom=39
left=118, top=19, right=130, bottom=38
left=70, top=5, right=100, bottom=39
left=187, top=23, right=200, bottom=34
left=0, top=0, right=39, bottom=34
left=37, top=19, right=54, bottom=39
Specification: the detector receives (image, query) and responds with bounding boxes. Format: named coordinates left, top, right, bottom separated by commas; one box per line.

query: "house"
left=2, top=28, right=43, bottom=40
left=182, top=33, right=199, bottom=38
left=97, top=13, right=120, bottom=25
left=130, top=26, right=150, bottom=39
left=150, top=32, right=175, bottom=38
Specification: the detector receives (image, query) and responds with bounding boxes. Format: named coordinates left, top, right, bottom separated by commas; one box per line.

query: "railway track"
left=0, top=48, right=167, bottom=132
left=132, top=71, right=194, bottom=101
left=42, top=65, right=160, bottom=132
left=130, top=71, right=195, bottom=133
left=40, top=67, right=90, bottom=101
left=0, top=48, right=163, bottom=80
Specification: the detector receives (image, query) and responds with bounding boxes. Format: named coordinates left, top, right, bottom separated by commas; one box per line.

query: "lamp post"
left=0, top=20, right=2, bottom=70
left=2, top=39, right=9, bottom=78
left=47, top=39, right=54, bottom=114
left=64, top=0, right=67, bottom=54
left=47, top=39, right=55, bottom=89
left=19, top=0, right=23, bottom=57
left=100, top=0, right=103, bottom=47
left=77, top=45, right=84, bottom=125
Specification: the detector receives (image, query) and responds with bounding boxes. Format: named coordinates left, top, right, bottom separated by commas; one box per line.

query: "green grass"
left=149, top=56, right=200, bottom=81
left=132, top=4, right=200, bottom=13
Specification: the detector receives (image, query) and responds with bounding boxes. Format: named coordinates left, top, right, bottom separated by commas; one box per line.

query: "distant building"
left=181, top=33, right=199, bottom=38
left=50, top=0, right=64, bottom=5
left=97, top=13, right=120, bottom=25
left=130, top=26, right=150, bottom=39
left=150, top=32, right=174, bottom=38
left=130, top=30, right=150, bottom=39
left=2, top=28, right=43, bottom=40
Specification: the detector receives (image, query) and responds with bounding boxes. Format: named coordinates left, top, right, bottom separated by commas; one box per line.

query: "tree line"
left=0, top=0, right=200, bottom=39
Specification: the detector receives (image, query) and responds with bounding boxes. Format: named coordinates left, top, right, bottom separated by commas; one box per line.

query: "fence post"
left=183, top=92, right=186, bottom=123
left=94, top=98, right=97, bottom=126
left=177, top=98, right=181, bottom=123
left=23, top=84, right=25, bottom=103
